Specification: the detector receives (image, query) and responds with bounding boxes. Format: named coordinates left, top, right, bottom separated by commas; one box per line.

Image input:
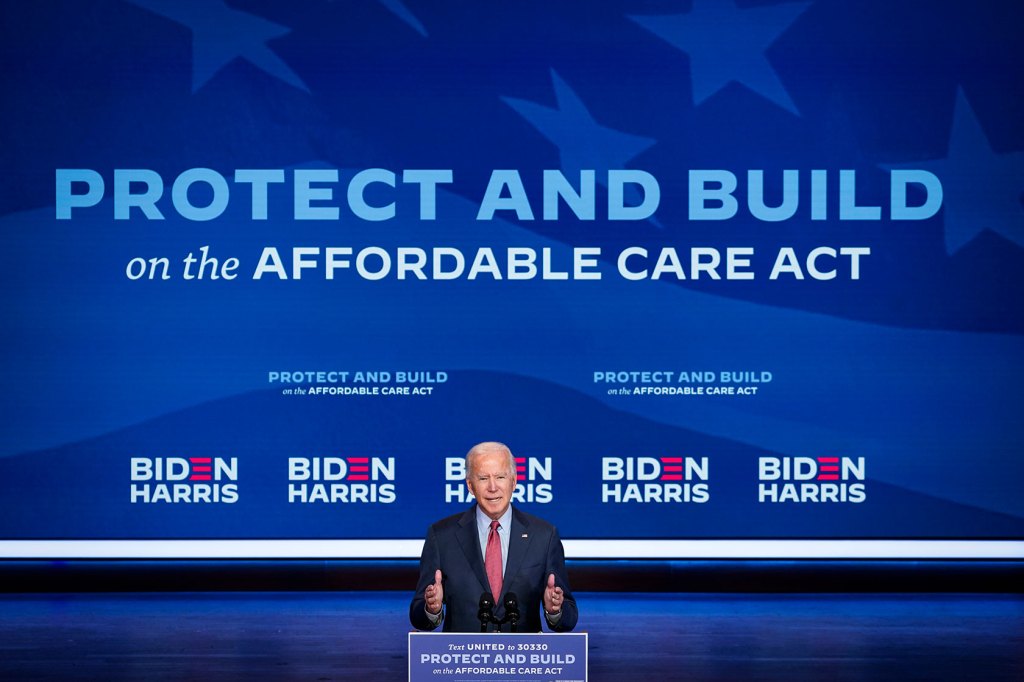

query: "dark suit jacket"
left=410, top=505, right=578, bottom=633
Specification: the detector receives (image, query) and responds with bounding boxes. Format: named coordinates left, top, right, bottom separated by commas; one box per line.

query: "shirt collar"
left=475, top=503, right=512, bottom=531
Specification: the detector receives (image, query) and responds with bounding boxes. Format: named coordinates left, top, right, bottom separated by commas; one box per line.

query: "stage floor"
left=1, top=592, right=1021, bottom=681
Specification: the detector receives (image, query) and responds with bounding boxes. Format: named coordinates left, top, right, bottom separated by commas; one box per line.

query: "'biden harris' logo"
left=758, top=457, right=866, bottom=503
left=601, top=457, right=710, bottom=503
left=288, top=457, right=397, bottom=504
left=130, top=457, right=239, bottom=504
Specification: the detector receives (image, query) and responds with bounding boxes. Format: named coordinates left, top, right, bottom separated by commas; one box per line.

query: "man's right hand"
left=424, top=569, right=444, bottom=614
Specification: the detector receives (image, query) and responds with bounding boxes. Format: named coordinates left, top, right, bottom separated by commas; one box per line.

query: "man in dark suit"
left=410, top=441, right=578, bottom=632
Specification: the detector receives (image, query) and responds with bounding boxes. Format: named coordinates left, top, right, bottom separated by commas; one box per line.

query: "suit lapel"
left=500, top=508, right=533, bottom=598
left=455, top=505, right=489, bottom=594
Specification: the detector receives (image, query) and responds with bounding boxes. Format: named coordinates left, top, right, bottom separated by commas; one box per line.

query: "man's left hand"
left=543, top=573, right=563, bottom=614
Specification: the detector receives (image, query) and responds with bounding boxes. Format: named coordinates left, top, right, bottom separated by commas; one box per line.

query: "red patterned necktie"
left=485, top=519, right=502, bottom=597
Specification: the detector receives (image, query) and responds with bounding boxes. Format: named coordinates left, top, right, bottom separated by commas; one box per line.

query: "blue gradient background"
left=0, top=0, right=1021, bottom=543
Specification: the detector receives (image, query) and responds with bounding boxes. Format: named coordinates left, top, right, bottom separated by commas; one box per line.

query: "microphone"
left=477, top=592, right=494, bottom=632
left=503, top=592, right=520, bottom=632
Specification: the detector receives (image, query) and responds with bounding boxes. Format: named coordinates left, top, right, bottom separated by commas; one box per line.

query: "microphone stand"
left=477, top=592, right=495, bottom=633
left=504, top=593, right=520, bottom=633
left=478, top=593, right=521, bottom=632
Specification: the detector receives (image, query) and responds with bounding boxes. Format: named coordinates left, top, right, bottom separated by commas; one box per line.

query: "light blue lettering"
left=890, top=170, right=942, bottom=220
left=608, top=169, right=659, bottom=220
left=838, top=170, right=880, bottom=220
left=810, top=169, right=827, bottom=221
left=348, top=168, right=396, bottom=221
left=171, top=168, right=229, bottom=221
left=748, top=170, right=798, bottom=222
left=55, top=169, right=104, bottom=219
left=689, top=170, right=737, bottom=220
left=114, top=169, right=165, bottom=220
left=477, top=170, right=534, bottom=220
left=543, top=169, right=595, bottom=220
left=402, top=169, right=453, bottom=220
left=234, top=169, right=285, bottom=220
left=294, top=169, right=339, bottom=220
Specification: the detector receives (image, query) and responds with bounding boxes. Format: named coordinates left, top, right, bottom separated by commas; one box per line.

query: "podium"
left=408, top=631, right=588, bottom=682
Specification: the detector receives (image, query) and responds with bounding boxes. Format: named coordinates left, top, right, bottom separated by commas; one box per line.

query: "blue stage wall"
left=1, top=0, right=1022, bottom=559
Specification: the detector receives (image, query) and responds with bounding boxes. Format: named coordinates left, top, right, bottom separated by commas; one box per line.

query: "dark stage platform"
left=1, top=591, right=1021, bottom=681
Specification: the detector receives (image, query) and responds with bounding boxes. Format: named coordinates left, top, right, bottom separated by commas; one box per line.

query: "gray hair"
left=465, top=441, right=516, bottom=479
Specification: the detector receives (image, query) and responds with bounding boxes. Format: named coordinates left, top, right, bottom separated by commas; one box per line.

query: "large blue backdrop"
left=1, top=0, right=1022, bottom=557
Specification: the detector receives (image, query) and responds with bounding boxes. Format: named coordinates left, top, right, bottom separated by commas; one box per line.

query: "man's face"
left=466, top=450, right=517, bottom=520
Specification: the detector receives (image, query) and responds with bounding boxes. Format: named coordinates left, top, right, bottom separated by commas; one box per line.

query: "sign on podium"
left=408, top=631, right=588, bottom=682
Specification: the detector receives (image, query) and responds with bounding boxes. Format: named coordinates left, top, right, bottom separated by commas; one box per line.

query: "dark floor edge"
left=2, top=559, right=1022, bottom=593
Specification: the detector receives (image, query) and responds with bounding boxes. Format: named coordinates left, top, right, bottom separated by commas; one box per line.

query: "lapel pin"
left=521, top=533, right=528, bottom=538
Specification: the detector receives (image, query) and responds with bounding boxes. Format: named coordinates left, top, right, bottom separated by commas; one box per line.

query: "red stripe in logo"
left=817, top=457, right=840, bottom=480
